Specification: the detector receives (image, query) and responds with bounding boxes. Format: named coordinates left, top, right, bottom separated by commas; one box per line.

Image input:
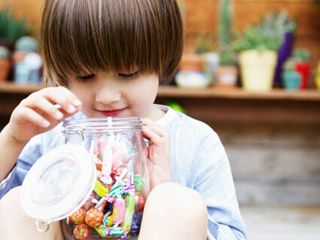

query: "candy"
left=111, top=164, right=126, bottom=182
left=82, top=193, right=95, bottom=210
left=123, top=174, right=135, bottom=194
left=66, top=134, right=147, bottom=239
left=94, top=179, right=109, bottom=197
left=135, top=194, right=145, bottom=213
left=70, top=208, right=87, bottom=225
left=95, top=212, right=113, bottom=237
left=109, top=185, right=124, bottom=198
left=95, top=225, right=109, bottom=237
left=133, top=175, right=145, bottom=192
left=121, top=194, right=136, bottom=232
left=112, top=198, right=126, bottom=223
left=73, top=224, right=92, bottom=240
left=85, top=208, right=104, bottom=228
left=131, top=211, right=143, bottom=233
left=108, top=225, right=124, bottom=237
left=103, top=214, right=114, bottom=227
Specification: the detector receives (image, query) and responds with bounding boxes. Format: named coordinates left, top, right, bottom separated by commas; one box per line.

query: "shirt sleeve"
left=0, top=121, right=69, bottom=200
left=193, top=129, right=247, bottom=240
left=0, top=134, right=44, bottom=200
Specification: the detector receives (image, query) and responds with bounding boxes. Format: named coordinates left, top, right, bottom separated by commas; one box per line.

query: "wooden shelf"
left=1, top=82, right=320, bottom=101
left=1, top=82, right=320, bottom=126
left=157, top=86, right=320, bottom=101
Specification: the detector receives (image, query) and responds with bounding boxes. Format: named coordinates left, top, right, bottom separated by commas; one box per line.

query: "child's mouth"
left=99, top=109, right=125, bottom=117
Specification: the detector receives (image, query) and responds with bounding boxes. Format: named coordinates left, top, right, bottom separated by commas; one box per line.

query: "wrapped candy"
left=135, top=194, right=145, bottom=213
left=121, top=194, right=136, bottom=232
left=70, top=208, right=87, bottom=225
left=112, top=198, right=126, bottom=223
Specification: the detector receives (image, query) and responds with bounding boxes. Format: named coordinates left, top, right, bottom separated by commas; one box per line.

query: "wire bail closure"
left=62, top=127, right=85, bottom=144
left=36, top=219, right=52, bottom=232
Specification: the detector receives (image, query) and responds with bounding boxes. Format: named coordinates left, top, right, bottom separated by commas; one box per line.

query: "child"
left=0, top=0, right=246, bottom=239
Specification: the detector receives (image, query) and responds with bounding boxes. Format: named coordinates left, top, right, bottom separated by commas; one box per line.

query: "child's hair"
left=40, top=0, right=184, bottom=86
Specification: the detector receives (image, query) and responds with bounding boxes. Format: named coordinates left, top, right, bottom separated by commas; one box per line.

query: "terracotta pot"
left=12, top=51, right=31, bottom=63
left=0, top=59, right=12, bottom=81
left=214, top=65, right=238, bottom=87
left=178, top=53, right=204, bottom=72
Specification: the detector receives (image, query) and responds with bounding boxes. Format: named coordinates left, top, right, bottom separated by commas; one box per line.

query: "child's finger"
left=40, top=87, right=82, bottom=114
left=17, top=107, right=51, bottom=128
left=53, top=87, right=82, bottom=113
left=25, top=98, right=64, bottom=121
left=25, top=87, right=82, bottom=115
left=141, top=118, right=169, bottom=137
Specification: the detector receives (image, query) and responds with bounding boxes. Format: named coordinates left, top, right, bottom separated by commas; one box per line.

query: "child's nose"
left=95, top=83, right=121, bottom=104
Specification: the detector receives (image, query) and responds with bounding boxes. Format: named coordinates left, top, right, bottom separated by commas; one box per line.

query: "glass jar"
left=21, top=117, right=148, bottom=240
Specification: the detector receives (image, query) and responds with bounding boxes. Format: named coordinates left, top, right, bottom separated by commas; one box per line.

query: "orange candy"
left=73, top=224, right=92, bottom=240
left=70, top=208, right=87, bottom=225
left=85, top=208, right=104, bottom=228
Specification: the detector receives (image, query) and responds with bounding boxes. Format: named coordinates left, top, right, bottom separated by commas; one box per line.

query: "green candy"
left=133, top=175, right=145, bottom=192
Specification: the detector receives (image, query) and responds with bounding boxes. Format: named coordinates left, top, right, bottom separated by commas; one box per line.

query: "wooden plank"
left=235, top=180, right=320, bottom=205
left=155, top=97, right=320, bottom=124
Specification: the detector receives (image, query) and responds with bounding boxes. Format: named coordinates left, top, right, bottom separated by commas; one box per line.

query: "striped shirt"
left=0, top=104, right=246, bottom=239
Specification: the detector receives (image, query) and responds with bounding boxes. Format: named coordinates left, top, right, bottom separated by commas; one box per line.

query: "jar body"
left=61, top=117, right=148, bottom=240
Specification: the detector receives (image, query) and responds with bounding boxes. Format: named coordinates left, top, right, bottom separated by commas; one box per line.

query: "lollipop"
left=73, top=224, right=92, bottom=240
left=70, top=208, right=87, bottom=225
left=85, top=208, right=104, bottom=228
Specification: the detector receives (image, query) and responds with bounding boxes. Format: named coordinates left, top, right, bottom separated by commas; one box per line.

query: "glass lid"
left=21, top=144, right=96, bottom=222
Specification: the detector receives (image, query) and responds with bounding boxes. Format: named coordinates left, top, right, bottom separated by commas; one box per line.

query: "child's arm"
left=0, top=87, right=81, bottom=182
left=141, top=118, right=172, bottom=192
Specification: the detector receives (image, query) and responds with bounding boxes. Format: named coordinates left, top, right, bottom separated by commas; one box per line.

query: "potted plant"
left=0, top=7, right=32, bottom=52
left=215, top=0, right=238, bottom=87
left=176, top=33, right=213, bottom=88
left=315, top=61, right=320, bottom=90
left=260, top=10, right=297, bottom=87
left=292, top=49, right=311, bottom=89
left=281, top=58, right=301, bottom=90
left=233, top=25, right=283, bottom=91
left=0, top=46, right=11, bottom=81
left=12, top=36, right=40, bottom=83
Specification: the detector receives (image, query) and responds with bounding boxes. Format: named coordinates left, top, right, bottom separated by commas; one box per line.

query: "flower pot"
left=281, top=71, right=301, bottom=90
left=0, top=59, right=11, bottom=81
left=178, top=53, right=204, bottom=72
left=274, top=33, right=295, bottom=87
left=295, top=62, right=310, bottom=89
left=315, top=61, right=320, bottom=90
left=239, top=50, right=277, bottom=91
left=175, top=71, right=210, bottom=88
left=214, top=65, right=238, bottom=87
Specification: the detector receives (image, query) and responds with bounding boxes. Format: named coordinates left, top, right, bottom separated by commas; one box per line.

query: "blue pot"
left=281, top=71, right=301, bottom=90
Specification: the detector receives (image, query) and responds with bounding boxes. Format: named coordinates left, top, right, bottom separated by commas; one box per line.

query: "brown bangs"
left=41, top=0, right=183, bottom=86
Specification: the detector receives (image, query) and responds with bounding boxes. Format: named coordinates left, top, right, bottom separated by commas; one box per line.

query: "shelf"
left=0, top=82, right=44, bottom=93
left=1, top=82, right=320, bottom=126
left=157, top=86, right=320, bottom=101
left=1, top=82, right=320, bottom=101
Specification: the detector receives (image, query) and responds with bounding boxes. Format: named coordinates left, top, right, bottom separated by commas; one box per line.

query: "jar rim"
left=63, top=117, right=142, bottom=133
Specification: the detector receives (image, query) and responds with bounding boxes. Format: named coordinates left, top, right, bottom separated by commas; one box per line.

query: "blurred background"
left=0, top=1, right=320, bottom=239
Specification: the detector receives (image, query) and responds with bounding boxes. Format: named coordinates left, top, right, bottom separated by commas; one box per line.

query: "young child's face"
left=68, top=69, right=159, bottom=119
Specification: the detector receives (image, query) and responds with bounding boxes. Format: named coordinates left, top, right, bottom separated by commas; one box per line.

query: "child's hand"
left=7, top=86, right=82, bottom=144
left=141, top=118, right=172, bottom=191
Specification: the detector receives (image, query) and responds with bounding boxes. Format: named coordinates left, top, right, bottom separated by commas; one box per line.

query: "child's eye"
left=118, top=71, right=139, bottom=80
left=75, top=74, right=95, bottom=82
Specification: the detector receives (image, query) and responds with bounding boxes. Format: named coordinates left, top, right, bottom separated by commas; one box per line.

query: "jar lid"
left=21, top=144, right=96, bottom=222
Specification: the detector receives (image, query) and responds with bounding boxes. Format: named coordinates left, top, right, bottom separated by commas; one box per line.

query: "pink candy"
left=112, top=198, right=126, bottom=223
